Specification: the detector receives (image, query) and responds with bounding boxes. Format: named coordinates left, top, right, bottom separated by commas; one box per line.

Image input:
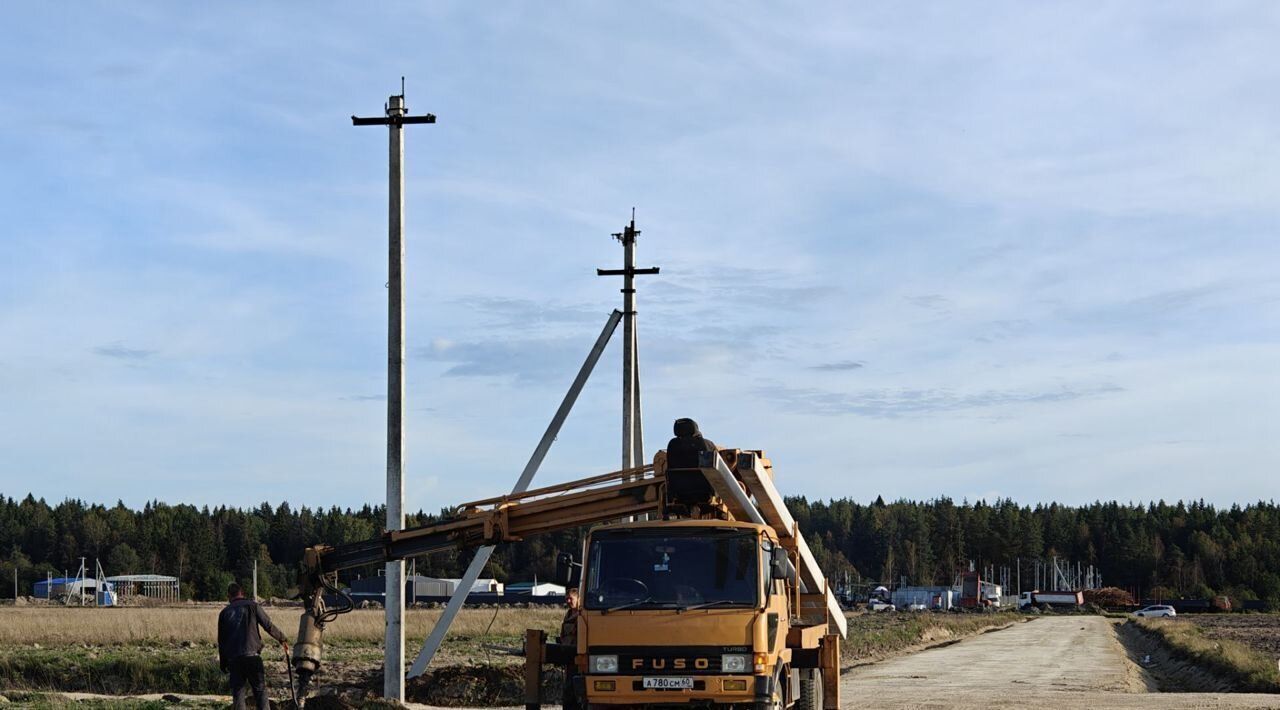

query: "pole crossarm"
left=596, top=267, right=660, bottom=276
left=352, top=114, right=438, bottom=126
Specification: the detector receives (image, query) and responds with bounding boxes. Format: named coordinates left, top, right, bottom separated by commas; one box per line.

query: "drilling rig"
left=289, top=427, right=847, bottom=709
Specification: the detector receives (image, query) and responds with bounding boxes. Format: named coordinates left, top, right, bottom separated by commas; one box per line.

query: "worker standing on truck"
left=663, top=418, right=720, bottom=515
left=218, top=582, right=290, bottom=710
left=559, top=588, right=581, bottom=710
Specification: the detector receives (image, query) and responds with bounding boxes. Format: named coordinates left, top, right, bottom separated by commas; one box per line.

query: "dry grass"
left=0, top=606, right=562, bottom=645
left=841, top=610, right=1023, bottom=663
left=1185, top=613, right=1280, bottom=657
left=1135, top=617, right=1280, bottom=693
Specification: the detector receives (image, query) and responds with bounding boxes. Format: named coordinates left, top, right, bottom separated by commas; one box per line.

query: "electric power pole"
left=597, top=211, right=659, bottom=473
left=352, top=79, right=436, bottom=703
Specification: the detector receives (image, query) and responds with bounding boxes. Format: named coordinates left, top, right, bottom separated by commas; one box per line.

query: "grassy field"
left=0, top=605, right=1022, bottom=705
left=1135, top=616, right=1280, bottom=693
left=1184, top=614, right=1280, bottom=657
left=0, top=605, right=560, bottom=646
left=0, top=605, right=563, bottom=701
left=0, top=695, right=219, bottom=709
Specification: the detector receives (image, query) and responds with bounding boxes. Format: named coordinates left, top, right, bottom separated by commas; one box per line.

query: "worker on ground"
left=559, top=588, right=581, bottom=710
left=218, top=582, right=290, bottom=710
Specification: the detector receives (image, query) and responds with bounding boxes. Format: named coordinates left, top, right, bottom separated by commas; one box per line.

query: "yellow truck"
left=289, top=433, right=847, bottom=710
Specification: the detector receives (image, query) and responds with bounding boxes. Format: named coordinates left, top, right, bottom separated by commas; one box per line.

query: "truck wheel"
left=797, top=668, right=823, bottom=710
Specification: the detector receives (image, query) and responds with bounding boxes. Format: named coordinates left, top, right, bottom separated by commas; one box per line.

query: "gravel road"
left=840, top=616, right=1280, bottom=709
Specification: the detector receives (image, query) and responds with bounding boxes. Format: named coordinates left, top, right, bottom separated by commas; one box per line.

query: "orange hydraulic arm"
left=307, top=464, right=660, bottom=574
left=291, top=464, right=663, bottom=691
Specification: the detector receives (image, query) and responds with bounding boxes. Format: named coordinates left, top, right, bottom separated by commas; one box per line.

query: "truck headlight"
left=721, top=654, right=748, bottom=673
left=589, top=654, right=619, bottom=674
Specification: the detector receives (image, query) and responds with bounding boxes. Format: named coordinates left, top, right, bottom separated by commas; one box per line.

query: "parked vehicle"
left=1017, top=590, right=1083, bottom=609
left=1133, top=604, right=1177, bottom=618
left=868, top=599, right=896, bottom=612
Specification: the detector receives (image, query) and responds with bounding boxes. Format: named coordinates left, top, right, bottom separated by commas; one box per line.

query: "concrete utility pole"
left=597, top=211, right=659, bottom=472
left=352, top=79, right=436, bottom=703
left=78, top=558, right=87, bottom=606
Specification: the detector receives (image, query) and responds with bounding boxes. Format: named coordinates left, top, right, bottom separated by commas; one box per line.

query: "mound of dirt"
left=406, top=664, right=566, bottom=706
left=302, top=696, right=403, bottom=710
left=290, top=692, right=409, bottom=710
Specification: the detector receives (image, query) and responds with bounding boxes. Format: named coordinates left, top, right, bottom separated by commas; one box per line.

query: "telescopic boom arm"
left=290, top=464, right=662, bottom=692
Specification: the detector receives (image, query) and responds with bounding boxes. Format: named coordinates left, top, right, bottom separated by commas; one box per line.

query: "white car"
left=867, top=600, right=896, bottom=612
left=1134, top=604, right=1177, bottom=618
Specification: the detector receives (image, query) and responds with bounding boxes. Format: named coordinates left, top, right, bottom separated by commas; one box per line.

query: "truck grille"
left=589, top=646, right=751, bottom=675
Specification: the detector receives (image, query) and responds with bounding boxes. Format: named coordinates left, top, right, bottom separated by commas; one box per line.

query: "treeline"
left=0, top=494, right=580, bottom=601
left=1, top=494, right=1278, bottom=604
left=793, top=496, right=1280, bottom=605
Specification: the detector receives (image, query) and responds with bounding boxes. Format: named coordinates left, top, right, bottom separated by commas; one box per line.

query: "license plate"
left=643, top=676, right=694, bottom=690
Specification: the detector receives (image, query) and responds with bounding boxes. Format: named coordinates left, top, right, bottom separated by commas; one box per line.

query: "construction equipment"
left=1017, top=590, right=1083, bottom=609
left=289, top=430, right=847, bottom=709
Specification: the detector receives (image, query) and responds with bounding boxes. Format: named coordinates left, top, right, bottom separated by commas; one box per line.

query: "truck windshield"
left=583, top=530, right=759, bottom=610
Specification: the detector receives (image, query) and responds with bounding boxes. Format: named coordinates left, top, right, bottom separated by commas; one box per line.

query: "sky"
left=1, top=2, right=1277, bottom=512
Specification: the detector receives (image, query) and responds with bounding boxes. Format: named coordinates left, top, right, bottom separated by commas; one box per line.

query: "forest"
left=1, top=493, right=1277, bottom=605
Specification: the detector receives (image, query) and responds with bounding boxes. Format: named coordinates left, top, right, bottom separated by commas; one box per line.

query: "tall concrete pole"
left=384, top=93, right=408, bottom=703
left=597, top=213, right=658, bottom=475
left=621, top=224, right=636, bottom=471
left=353, top=84, right=434, bottom=702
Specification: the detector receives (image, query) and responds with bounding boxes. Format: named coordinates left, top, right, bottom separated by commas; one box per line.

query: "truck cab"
left=556, top=518, right=836, bottom=710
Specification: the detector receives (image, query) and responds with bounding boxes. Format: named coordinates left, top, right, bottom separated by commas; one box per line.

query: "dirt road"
left=841, top=616, right=1279, bottom=709
left=31, top=617, right=1279, bottom=709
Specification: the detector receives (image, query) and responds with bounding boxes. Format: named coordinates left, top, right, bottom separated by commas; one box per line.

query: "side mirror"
left=555, top=552, right=581, bottom=588
left=770, top=546, right=796, bottom=582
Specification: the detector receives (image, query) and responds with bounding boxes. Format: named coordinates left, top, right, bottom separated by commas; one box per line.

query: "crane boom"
left=289, top=464, right=663, bottom=693
left=308, top=464, right=660, bottom=574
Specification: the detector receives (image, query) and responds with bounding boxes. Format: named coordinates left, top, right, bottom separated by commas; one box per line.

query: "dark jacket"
left=665, top=418, right=718, bottom=504
left=666, top=418, right=717, bottom=469
left=218, top=598, right=287, bottom=670
left=559, top=607, right=579, bottom=646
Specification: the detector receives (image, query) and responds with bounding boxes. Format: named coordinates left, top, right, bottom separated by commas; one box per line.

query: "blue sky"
left=2, top=2, right=1277, bottom=511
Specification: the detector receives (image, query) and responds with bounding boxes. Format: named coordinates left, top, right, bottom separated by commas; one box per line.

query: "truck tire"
left=797, top=668, right=823, bottom=710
